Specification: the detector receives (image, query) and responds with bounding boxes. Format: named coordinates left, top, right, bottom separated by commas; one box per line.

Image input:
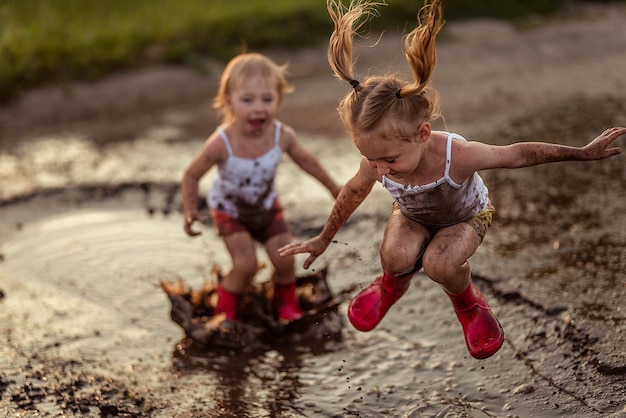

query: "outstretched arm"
left=279, top=158, right=377, bottom=269
left=454, top=127, right=625, bottom=179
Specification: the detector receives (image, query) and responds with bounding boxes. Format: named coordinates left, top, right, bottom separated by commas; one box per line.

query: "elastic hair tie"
left=349, top=79, right=360, bottom=89
left=395, top=89, right=403, bottom=99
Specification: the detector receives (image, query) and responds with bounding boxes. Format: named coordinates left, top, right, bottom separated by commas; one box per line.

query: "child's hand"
left=279, top=236, right=330, bottom=269
left=184, top=213, right=206, bottom=237
left=582, top=127, right=625, bottom=160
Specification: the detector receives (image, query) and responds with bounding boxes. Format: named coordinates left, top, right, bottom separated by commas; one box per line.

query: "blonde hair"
left=213, top=53, right=294, bottom=123
left=327, top=0, right=445, bottom=141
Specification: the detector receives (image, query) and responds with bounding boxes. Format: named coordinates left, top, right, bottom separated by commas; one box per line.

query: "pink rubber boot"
left=273, top=280, right=303, bottom=321
left=445, top=280, right=504, bottom=359
left=347, top=272, right=413, bottom=332
left=214, top=284, right=239, bottom=320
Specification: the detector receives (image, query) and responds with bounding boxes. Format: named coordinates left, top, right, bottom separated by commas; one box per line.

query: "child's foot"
left=274, top=281, right=303, bottom=321
left=347, top=272, right=412, bottom=331
left=215, top=284, right=239, bottom=320
left=445, top=281, right=504, bottom=359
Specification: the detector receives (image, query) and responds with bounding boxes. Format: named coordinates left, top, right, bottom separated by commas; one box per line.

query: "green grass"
left=0, top=0, right=618, bottom=103
left=0, top=0, right=328, bottom=101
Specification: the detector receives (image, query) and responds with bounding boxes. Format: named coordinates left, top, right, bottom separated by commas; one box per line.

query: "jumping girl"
left=279, top=0, right=624, bottom=358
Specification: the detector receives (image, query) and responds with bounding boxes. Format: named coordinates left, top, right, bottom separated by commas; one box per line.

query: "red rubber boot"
left=273, top=280, right=303, bottom=321
left=347, top=272, right=413, bottom=332
left=214, top=284, right=239, bottom=320
left=445, top=280, right=504, bottom=359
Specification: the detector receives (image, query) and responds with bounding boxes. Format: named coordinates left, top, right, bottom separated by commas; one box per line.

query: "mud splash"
left=161, top=268, right=355, bottom=355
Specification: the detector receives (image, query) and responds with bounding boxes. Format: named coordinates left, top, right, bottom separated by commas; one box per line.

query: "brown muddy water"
left=1, top=101, right=625, bottom=417
left=0, top=186, right=619, bottom=418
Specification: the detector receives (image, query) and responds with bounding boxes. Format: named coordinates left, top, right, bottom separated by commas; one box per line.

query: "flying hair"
left=400, top=0, right=445, bottom=97
left=327, top=0, right=385, bottom=85
left=327, top=0, right=445, bottom=140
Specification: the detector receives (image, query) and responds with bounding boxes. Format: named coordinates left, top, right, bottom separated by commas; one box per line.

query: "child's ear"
left=417, top=122, right=431, bottom=142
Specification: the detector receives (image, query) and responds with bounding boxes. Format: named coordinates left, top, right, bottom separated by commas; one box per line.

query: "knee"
left=272, top=258, right=295, bottom=281
left=422, top=250, right=457, bottom=284
left=380, top=245, right=418, bottom=277
left=232, top=256, right=258, bottom=278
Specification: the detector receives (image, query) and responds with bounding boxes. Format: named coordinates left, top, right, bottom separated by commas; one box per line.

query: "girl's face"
left=355, top=123, right=430, bottom=180
left=227, top=74, right=280, bottom=136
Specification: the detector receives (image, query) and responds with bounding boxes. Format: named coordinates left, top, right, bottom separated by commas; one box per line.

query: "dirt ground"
left=1, top=3, right=626, bottom=417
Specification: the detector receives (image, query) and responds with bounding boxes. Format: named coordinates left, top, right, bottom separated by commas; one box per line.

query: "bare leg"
left=348, top=208, right=432, bottom=331
left=422, top=223, right=504, bottom=359
left=380, top=207, right=431, bottom=276
left=265, top=231, right=296, bottom=284
left=265, top=232, right=302, bottom=321
left=214, top=231, right=258, bottom=320
left=422, top=222, right=480, bottom=294
left=221, top=231, right=259, bottom=293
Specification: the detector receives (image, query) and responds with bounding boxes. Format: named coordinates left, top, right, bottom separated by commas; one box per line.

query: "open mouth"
left=249, top=118, right=266, bottom=130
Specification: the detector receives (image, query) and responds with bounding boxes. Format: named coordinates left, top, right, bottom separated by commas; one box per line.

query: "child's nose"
left=367, top=159, right=390, bottom=175
left=376, top=163, right=390, bottom=176
left=252, top=99, right=266, bottom=111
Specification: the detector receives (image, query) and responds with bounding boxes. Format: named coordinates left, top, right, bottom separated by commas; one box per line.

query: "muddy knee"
left=380, top=247, right=422, bottom=277
left=422, top=250, right=465, bottom=286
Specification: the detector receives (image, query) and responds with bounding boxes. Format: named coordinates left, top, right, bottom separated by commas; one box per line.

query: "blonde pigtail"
left=327, top=0, right=385, bottom=86
left=328, top=0, right=443, bottom=139
left=400, top=0, right=445, bottom=98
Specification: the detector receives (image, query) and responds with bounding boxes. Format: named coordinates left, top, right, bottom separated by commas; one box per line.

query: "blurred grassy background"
left=0, top=0, right=621, bottom=103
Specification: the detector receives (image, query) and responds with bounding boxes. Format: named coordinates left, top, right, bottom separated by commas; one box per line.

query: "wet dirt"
left=1, top=3, right=626, bottom=417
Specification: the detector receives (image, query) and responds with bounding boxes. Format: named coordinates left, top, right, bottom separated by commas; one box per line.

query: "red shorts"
left=210, top=199, right=289, bottom=243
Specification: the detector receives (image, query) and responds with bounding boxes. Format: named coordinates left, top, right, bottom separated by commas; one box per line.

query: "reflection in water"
left=172, top=343, right=313, bottom=418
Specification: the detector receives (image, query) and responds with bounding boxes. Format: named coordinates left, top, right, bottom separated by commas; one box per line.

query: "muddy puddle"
left=0, top=161, right=624, bottom=417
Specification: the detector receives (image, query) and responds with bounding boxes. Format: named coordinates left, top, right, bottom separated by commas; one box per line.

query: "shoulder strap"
left=444, top=133, right=468, bottom=187
left=444, top=132, right=453, bottom=179
left=273, top=120, right=282, bottom=146
left=217, top=127, right=233, bottom=156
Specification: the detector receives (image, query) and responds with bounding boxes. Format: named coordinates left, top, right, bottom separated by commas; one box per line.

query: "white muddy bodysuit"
left=382, top=132, right=490, bottom=230
left=208, top=121, right=283, bottom=228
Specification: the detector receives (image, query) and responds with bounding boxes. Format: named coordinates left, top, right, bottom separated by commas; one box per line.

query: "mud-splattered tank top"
left=381, top=132, right=489, bottom=229
left=208, top=121, right=282, bottom=220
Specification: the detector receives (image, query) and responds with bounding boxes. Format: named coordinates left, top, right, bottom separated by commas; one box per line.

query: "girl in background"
left=181, top=53, right=341, bottom=322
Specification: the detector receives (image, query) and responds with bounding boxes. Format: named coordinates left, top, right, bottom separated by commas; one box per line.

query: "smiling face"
left=356, top=136, right=421, bottom=179
left=213, top=53, right=292, bottom=129
left=226, top=74, right=280, bottom=136
left=354, top=122, right=431, bottom=180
